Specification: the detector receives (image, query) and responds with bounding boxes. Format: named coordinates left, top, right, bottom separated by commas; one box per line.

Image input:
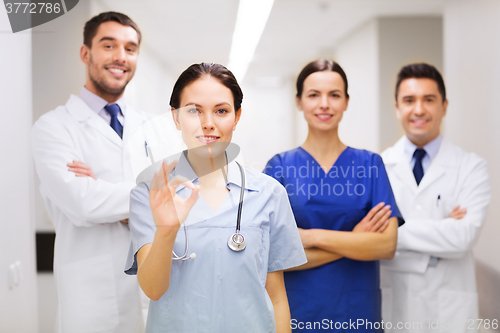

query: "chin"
left=188, top=142, right=230, bottom=159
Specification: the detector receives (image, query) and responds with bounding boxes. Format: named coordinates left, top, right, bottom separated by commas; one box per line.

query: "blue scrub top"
left=125, top=153, right=307, bottom=333
left=264, top=147, right=403, bottom=333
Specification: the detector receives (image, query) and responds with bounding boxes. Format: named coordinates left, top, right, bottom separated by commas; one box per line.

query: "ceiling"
left=96, top=0, right=446, bottom=83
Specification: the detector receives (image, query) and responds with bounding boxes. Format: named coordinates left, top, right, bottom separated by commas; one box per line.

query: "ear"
left=171, top=107, right=181, bottom=131
left=442, top=99, right=448, bottom=117
left=233, top=108, right=242, bottom=131
left=344, top=95, right=350, bottom=111
left=295, top=96, right=303, bottom=111
left=395, top=101, right=402, bottom=120
left=80, top=45, right=89, bottom=66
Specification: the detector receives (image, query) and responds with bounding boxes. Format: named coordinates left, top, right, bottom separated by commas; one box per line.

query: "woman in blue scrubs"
left=125, top=63, right=306, bottom=332
left=264, top=59, right=403, bottom=332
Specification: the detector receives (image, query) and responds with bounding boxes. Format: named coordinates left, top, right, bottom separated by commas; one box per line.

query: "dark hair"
left=395, top=63, right=446, bottom=102
left=296, top=59, right=349, bottom=98
left=83, top=12, right=141, bottom=48
left=170, top=63, right=243, bottom=112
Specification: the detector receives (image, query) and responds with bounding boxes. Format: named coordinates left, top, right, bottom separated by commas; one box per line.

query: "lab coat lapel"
left=122, top=106, right=144, bottom=181
left=66, top=95, right=122, bottom=149
left=416, top=137, right=456, bottom=194
left=386, top=137, right=418, bottom=194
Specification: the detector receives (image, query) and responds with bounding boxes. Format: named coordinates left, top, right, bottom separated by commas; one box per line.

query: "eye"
left=331, top=93, right=340, bottom=98
left=104, top=45, right=112, bottom=49
left=187, top=108, right=199, bottom=114
left=216, top=108, right=228, bottom=115
left=308, top=93, right=318, bottom=98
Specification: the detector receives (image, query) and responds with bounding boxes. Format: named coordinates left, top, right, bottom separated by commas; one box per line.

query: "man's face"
left=81, top=21, right=139, bottom=100
left=396, top=78, right=448, bottom=147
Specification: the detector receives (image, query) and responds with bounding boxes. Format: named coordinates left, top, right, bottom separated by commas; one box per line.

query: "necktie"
left=413, top=148, right=426, bottom=186
left=104, top=104, right=123, bottom=139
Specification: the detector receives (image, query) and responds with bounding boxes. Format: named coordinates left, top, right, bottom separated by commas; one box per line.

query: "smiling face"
left=396, top=78, right=448, bottom=147
left=80, top=21, right=139, bottom=102
left=296, top=71, right=349, bottom=132
left=172, top=75, right=241, bottom=159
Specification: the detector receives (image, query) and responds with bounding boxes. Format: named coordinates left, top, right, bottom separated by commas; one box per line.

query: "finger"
left=184, top=185, right=200, bottom=209
left=75, top=173, right=91, bottom=177
left=68, top=161, right=90, bottom=169
left=371, top=210, right=392, bottom=232
left=370, top=205, right=391, bottom=223
left=68, top=167, right=91, bottom=175
left=375, top=220, right=390, bottom=233
left=364, top=202, right=385, bottom=222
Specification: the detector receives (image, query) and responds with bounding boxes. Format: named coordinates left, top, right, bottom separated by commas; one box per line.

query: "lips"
left=410, top=118, right=429, bottom=127
left=106, top=66, right=127, bottom=78
left=196, top=135, right=220, bottom=144
left=315, top=114, right=333, bottom=121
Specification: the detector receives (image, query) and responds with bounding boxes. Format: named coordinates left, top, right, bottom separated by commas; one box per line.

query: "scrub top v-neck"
left=125, top=152, right=307, bottom=332
left=264, top=146, right=403, bottom=333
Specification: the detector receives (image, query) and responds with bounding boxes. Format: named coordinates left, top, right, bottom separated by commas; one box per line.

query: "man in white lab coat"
left=380, top=63, right=491, bottom=332
left=32, top=12, right=150, bottom=333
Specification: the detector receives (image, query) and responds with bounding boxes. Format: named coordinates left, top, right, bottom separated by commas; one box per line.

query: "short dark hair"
left=83, top=12, right=141, bottom=48
left=296, top=59, right=349, bottom=98
left=170, top=63, right=243, bottom=112
left=395, top=63, right=446, bottom=102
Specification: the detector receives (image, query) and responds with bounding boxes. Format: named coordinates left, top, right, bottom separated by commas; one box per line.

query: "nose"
left=112, top=46, right=127, bottom=64
left=201, top=113, right=215, bottom=131
left=414, top=100, right=425, bottom=116
left=319, top=95, right=329, bottom=110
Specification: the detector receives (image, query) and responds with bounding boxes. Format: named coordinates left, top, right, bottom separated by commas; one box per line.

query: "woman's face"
left=296, top=71, right=349, bottom=132
left=172, top=75, right=241, bottom=158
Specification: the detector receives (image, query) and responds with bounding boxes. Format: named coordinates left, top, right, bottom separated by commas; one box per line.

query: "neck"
left=186, top=149, right=228, bottom=186
left=84, top=82, right=124, bottom=103
left=407, top=132, right=440, bottom=148
left=302, top=126, right=346, bottom=157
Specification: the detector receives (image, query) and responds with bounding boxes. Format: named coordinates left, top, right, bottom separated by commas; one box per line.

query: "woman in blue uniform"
left=264, top=59, right=403, bottom=332
left=125, top=63, right=306, bottom=332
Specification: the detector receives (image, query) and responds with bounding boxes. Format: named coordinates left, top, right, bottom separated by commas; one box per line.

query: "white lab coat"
left=380, top=136, right=491, bottom=333
left=32, top=95, right=152, bottom=333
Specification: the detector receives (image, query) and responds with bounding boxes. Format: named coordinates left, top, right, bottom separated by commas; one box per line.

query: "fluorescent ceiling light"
left=227, top=0, right=275, bottom=83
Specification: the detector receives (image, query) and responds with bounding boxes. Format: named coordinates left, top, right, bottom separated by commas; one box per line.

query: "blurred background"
left=1, top=0, right=499, bottom=332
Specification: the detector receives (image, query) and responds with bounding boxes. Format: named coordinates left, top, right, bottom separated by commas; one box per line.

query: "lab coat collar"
left=66, top=95, right=122, bottom=148
left=385, top=135, right=457, bottom=194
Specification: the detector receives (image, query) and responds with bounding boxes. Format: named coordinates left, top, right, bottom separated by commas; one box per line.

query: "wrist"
left=155, top=224, right=180, bottom=239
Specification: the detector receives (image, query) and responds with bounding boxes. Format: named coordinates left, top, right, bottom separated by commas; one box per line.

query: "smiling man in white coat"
left=32, top=12, right=150, bottom=333
left=380, top=63, right=491, bottom=333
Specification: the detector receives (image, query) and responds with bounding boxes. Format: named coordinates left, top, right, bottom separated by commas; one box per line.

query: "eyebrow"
left=98, top=36, right=138, bottom=47
left=402, top=94, right=438, bottom=98
left=307, top=89, right=342, bottom=93
left=184, top=102, right=231, bottom=108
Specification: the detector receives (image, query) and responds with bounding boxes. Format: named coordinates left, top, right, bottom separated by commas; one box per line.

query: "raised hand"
left=67, top=160, right=96, bottom=179
left=149, top=161, right=200, bottom=232
left=353, top=202, right=392, bottom=233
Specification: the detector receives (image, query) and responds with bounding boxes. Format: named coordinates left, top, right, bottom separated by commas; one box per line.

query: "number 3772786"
left=5, top=2, right=61, bottom=14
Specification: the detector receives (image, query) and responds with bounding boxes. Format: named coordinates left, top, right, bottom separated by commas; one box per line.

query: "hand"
left=353, top=202, right=392, bottom=233
left=298, top=228, right=316, bottom=249
left=120, top=219, right=129, bottom=224
left=67, top=160, right=96, bottom=180
left=449, top=205, right=467, bottom=220
left=149, top=161, right=199, bottom=232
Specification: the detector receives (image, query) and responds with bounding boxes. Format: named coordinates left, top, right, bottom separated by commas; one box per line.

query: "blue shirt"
left=125, top=152, right=307, bottom=332
left=404, top=134, right=443, bottom=174
left=264, top=147, right=402, bottom=333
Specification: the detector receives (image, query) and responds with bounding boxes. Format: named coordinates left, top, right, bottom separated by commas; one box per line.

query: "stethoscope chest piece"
left=228, top=232, right=246, bottom=252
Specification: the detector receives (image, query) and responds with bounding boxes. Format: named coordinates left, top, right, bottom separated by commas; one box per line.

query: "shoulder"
left=345, top=147, right=384, bottom=165
left=244, top=167, right=287, bottom=194
left=265, top=147, right=304, bottom=167
left=442, top=138, right=488, bottom=172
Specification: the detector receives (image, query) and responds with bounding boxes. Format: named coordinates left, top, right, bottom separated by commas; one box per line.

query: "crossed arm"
left=288, top=203, right=398, bottom=271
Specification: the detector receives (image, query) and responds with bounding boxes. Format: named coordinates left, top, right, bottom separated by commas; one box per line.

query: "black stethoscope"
left=172, top=161, right=246, bottom=261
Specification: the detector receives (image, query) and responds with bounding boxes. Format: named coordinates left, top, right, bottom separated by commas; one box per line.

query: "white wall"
left=443, top=0, right=500, bottom=272
left=334, top=20, right=380, bottom=152
left=0, top=8, right=39, bottom=333
left=378, top=16, right=443, bottom=151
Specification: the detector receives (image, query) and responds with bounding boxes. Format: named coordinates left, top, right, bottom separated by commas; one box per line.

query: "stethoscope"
left=172, top=161, right=246, bottom=261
